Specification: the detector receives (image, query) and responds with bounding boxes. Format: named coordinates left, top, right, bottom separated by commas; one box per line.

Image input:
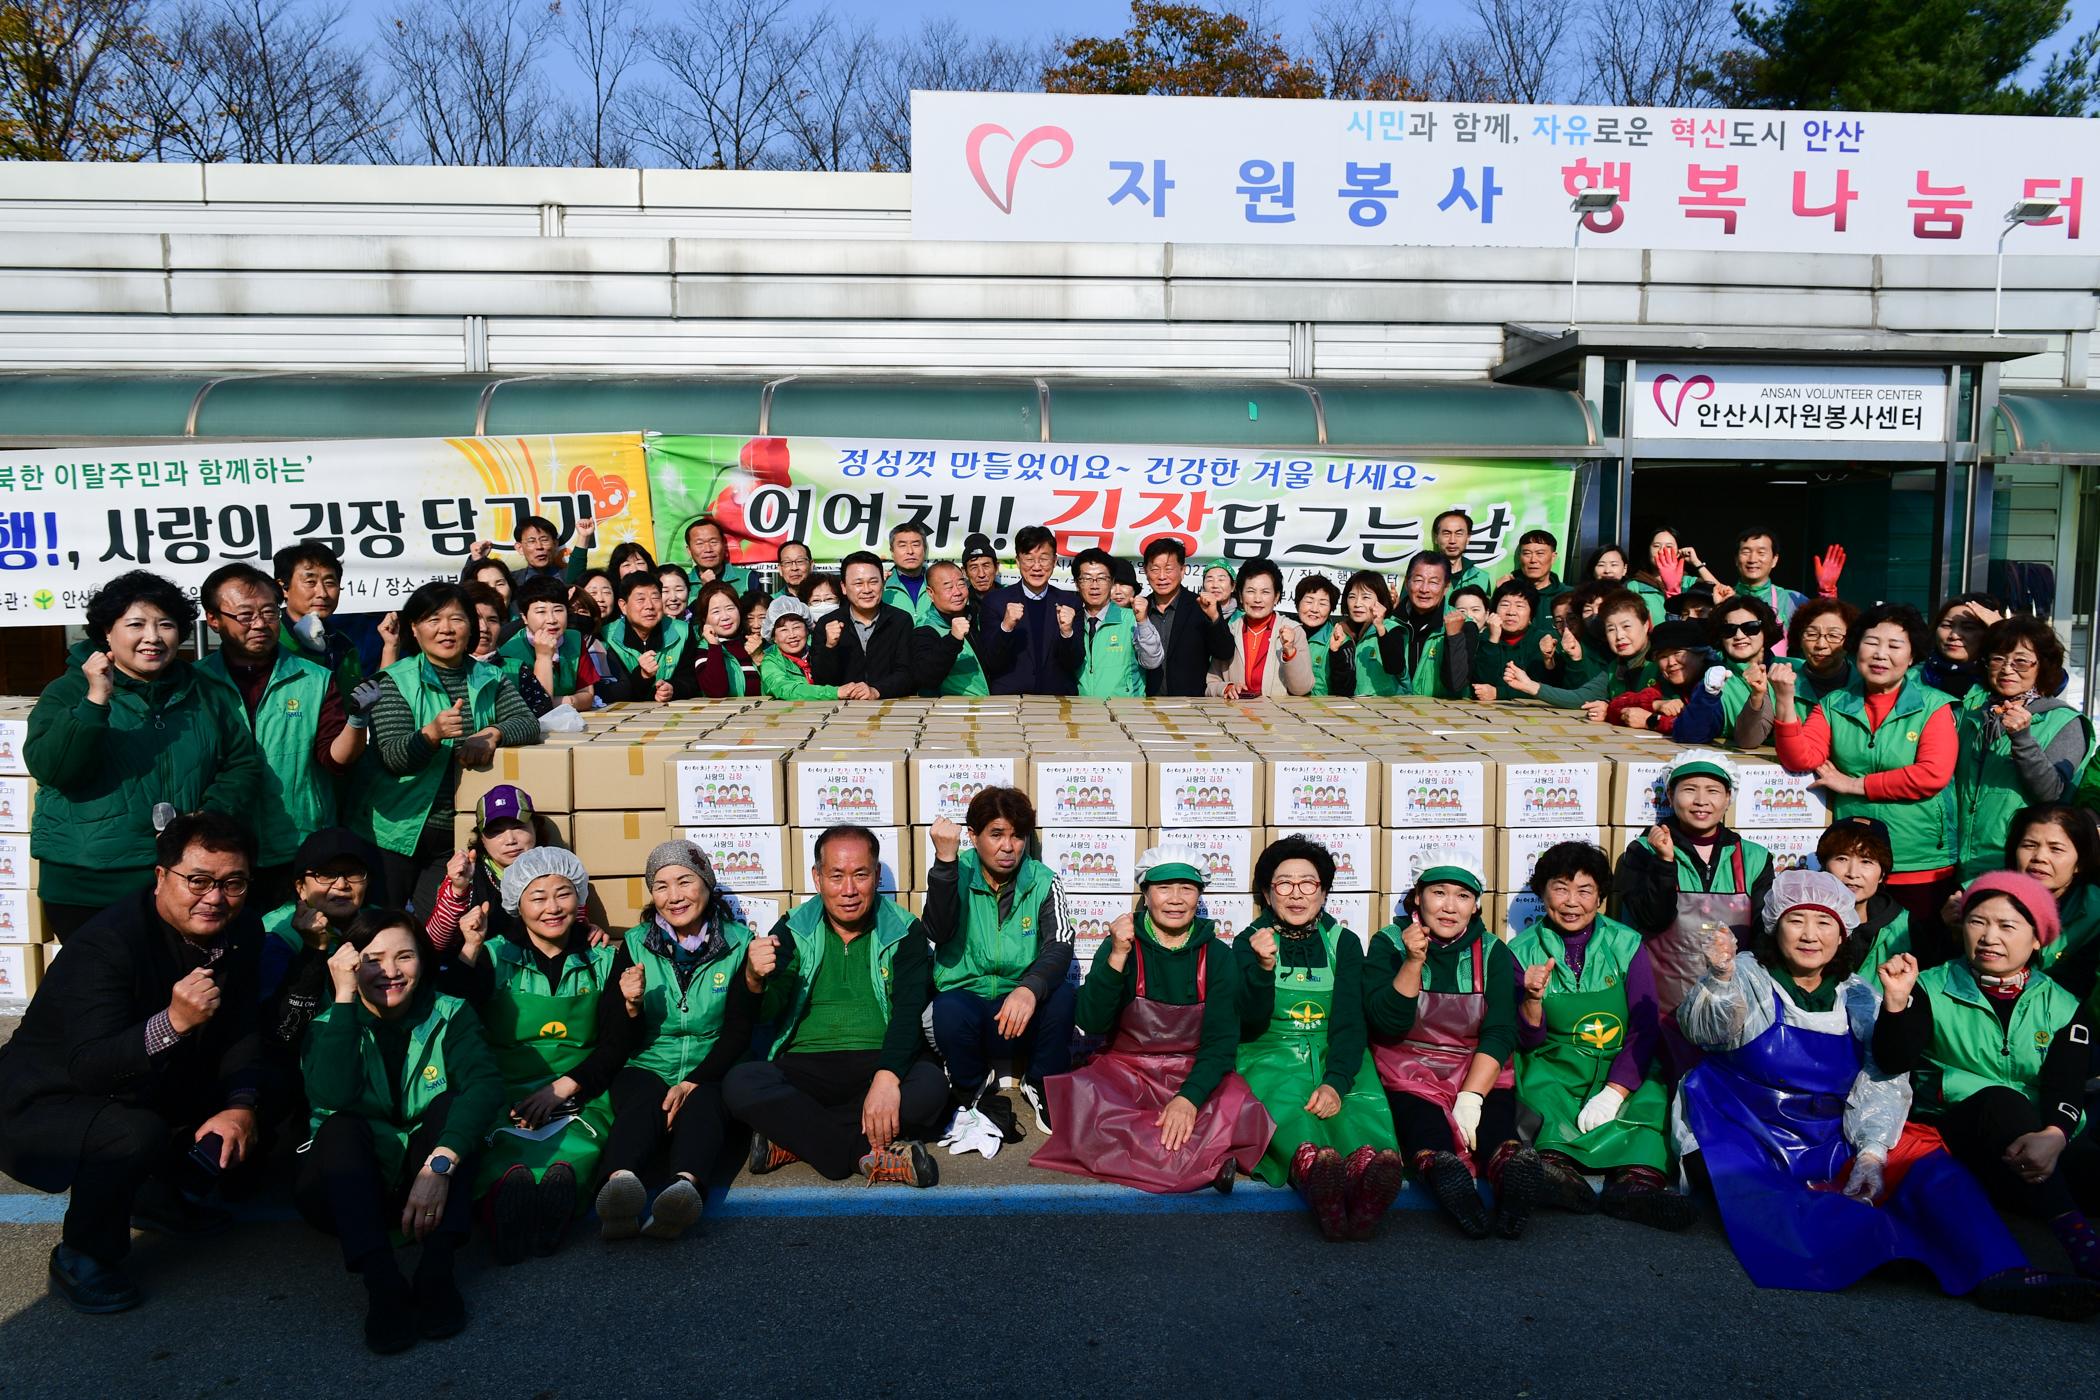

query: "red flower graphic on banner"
left=739, top=437, right=792, bottom=487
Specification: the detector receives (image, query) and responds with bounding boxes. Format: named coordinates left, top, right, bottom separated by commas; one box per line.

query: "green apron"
left=475, top=943, right=617, bottom=1200
left=1233, top=916, right=1396, bottom=1186
left=1510, top=920, right=1669, bottom=1172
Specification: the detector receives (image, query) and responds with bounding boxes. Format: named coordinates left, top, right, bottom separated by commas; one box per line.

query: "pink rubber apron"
left=1648, top=841, right=1751, bottom=1082
left=1032, top=943, right=1276, bottom=1193
left=1369, top=936, right=1514, bottom=1174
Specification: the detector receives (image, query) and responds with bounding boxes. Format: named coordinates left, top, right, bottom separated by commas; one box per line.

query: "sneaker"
left=747, top=1132, right=798, bottom=1176
left=1021, top=1078, right=1054, bottom=1136
left=487, top=1165, right=537, bottom=1266
left=858, top=1141, right=938, bottom=1188
left=364, top=1286, right=417, bottom=1355
left=1973, top=1267, right=2100, bottom=1322
left=595, top=1170, right=647, bottom=1241
left=413, top=1270, right=467, bottom=1340
left=531, top=1162, right=576, bottom=1258
left=978, top=1093, right=1025, bottom=1145
left=1598, top=1176, right=1701, bottom=1232
left=1213, top=1157, right=1237, bottom=1195
left=1425, top=1151, right=1491, bottom=1239
left=1538, top=1152, right=1599, bottom=1214
left=129, top=1177, right=233, bottom=1241
left=1294, top=1146, right=1348, bottom=1242
left=47, top=1244, right=140, bottom=1315
left=1493, top=1147, right=1546, bottom=1240
left=1345, top=1148, right=1408, bottom=1243
left=641, top=1178, right=706, bottom=1240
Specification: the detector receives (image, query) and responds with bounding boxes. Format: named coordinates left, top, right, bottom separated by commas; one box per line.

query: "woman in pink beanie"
left=1875, top=868, right=2100, bottom=1312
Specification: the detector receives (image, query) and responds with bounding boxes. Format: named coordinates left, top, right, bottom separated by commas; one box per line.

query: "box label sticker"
left=1384, top=828, right=1489, bottom=892
left=0, top=778, right=28, bottom=834
left=1504, top=764, right=1599, bottom=827
left=1154, top=827, right=1253, bottom=891
left=1038, top=762, right=1135, bottom=826
left=0, top=834, right=29, bottom=889
left=1274, top=761, right=1368, bottom=825
left=1195, top=892, right=1256, bottom=943
left=674, top=758, right=776, bottom=826
left=796, top=761, right=897, bottom=827
left=1387, top=764, right=1485, bottom=826
left=916, top=757, right=1016, bottom=823
left=1736, top=767, right=1830, bottom=828
left=680, top=826, right=785, bottom=891
left=0, top=719, right=24, bottom=775
left=795, top=826, right=903, bottom=892
left=1157, top=762, right=1256, bottom=826
left=1040, top=827, right=1137, bottom=890
left=1273, top=826, right=1375, bottom=892
left=1619, top=761, right=1671, bottom=826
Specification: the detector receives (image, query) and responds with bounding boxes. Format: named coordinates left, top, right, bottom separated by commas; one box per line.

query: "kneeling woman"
left=1232, top=836, right=1401, bottom=1241
left=297, top=911, right=504, bottom=1354
left=1674, top=871, right=2091, bottom=1316
left=1876, top=871, right=2100, bottom=1290
left=593, top=841, right=761, bottom=1242
left=1366, top=865, right=1543, bottom=1241
left=1032, top=848, right=1274, bottom=1193
left=1512, top=842, right=1699, bottom=1230
left=460, top=848, right=627, bottom=1264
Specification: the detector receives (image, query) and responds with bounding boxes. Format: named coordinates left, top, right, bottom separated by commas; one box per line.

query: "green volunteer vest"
left=307, top=993, right=473, bottom=1182
left=934, top=852, right=1055, bottom=999
left=882, top=572, right=926, bottom=613
left=1953, top=703, right=2094, bottom=879
left=684, top=635, right=749, bottom=696
left=199, top=647, right=337, bottom=866
left=1075, top=603, right=1144, bottom=698
left=1821, top=678, right=1956, bottom=874
left=599, top=617, right=689, bottom=676
left=689, top=562, right=753, bottom=592
left=764, top=896, right=917, bottom=1059
left=1912, top=959, right=2082, bottom=1114
left=2047, top=884, right=2100, bottom=970
left=1626, top=579, right=1667, bottom=622
left=351, top=653, right=505, bottom=856
left=911, top=593, right=990, bottom=697
left=621, top=919, right=755, bottom=1083
left=1352, top=623, right=1405, bottom=696
left=262, top=899, right=382, bottom=957
left=496, top=627, right=583, bottom=696
left=1633, top=830, right=1772, bottom=895
left=1304, top=620, right=1335, bottom=696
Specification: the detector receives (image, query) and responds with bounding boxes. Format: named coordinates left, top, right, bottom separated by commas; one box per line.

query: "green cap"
left=1666, top=758, right=1734, bottom=791
left=1140, top=860, right=1207, bottom=888
left=1413, top=865, right=1483, bottom=896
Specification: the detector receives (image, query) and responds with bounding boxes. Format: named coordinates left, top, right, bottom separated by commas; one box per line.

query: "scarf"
left=1979, top=689, right=2043, bottom=747
left=1977, top=963, right=2032, bottom=995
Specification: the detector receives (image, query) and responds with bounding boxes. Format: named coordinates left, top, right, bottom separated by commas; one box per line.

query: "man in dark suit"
left=1139, top=538, right=1234, bottom=696
left=974, top=525, right=1084, bottom=695
left=811, top=551, right=921, bottom=699
left=0, top=811, right=265, bottom=1313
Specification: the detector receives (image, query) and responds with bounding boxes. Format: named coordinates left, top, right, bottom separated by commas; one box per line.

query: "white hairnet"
left=1762, top=867, right=1860, bottom=933
left=499, top=845, right=590, bottom=914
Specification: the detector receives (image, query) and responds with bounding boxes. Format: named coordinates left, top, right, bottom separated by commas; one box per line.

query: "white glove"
left=1842, top=1152, right=1886, bottom=1203
left=1576, top=1087, right=1624, bottom=1135
left=1702, top=665, right=1730, bottom=695
left=970, top=1112, right=1003, bottom=1160
left=1452, top=1091, right=1484, bottom=1152
left=942, top=1108, right=978, bottom=1153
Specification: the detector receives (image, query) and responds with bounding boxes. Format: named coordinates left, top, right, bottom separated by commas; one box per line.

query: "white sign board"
left=1632, top=364, right=1946, bottom=441
left=911, top=91, right=2095, bottom=256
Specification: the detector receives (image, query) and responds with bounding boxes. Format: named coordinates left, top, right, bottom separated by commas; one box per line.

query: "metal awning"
left=1993, top=391, right=2100, bottom=464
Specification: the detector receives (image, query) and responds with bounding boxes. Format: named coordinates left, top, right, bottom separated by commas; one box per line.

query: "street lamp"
left=1996, top=197, right=2061, bottom=337
left=1569, top=190, right=1620, bottom=329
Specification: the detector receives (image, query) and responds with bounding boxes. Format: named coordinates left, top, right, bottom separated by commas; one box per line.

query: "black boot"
left=47, top=1244, right=141, bottom=1314
left=1424, top=1152, right=1491, bottom=1239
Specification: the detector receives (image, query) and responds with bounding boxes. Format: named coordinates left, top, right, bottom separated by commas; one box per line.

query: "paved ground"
left=2, top=1020, right=2099, bottom=1398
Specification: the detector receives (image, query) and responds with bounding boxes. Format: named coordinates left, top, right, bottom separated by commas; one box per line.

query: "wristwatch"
left=427, top=1153, right=454, bottom=1176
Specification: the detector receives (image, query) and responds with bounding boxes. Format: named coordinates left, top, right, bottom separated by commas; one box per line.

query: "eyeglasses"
left=1715, top=619, right=1765, bottom=639
left=214, top=607, right=280, bottom=628
left=1269, top=877, right=1325, bottom=895
left=1985, top=654, right=2037, bottom=673
left=169, top=869, right=250, bottom=897
left=305, top=870, right=368, bottom=889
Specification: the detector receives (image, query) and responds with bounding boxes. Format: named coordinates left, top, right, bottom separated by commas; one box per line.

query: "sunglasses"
left=1715, top=619, right=1765, bottom=639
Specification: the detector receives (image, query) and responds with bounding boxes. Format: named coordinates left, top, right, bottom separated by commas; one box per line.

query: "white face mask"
left=810, top=601, right=839, bottom=621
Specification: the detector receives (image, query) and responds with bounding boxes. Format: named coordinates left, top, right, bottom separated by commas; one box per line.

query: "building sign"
left=646, top=434, right=1573, bottom=580
left=911, top=91, right=2090, bottom=257
left=0, top=433, right=653, bottom=625
left=1630, top=364, right=1946, bottom=441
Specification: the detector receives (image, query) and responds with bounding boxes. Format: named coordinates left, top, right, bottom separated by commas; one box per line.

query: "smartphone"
left=189, top=1132, right=226, bottom=1177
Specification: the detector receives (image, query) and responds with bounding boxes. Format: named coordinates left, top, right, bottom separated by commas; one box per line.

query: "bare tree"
left=544, top=0, right=642, bottom=167
left=634, top=0, right=824, bottom=170
left=779, top=13, right=874, bottom=171
left=1462, top=0, right=1567, bottom=103
left=1306, top=0, right=1427, bottom=99
left=375, top=0, right=559, bottom=165
left=128, top=0, right=381, bottom=163
left=1581, top=0, right=1728, bottom=107
left=856, top=16, right=1042, bottom=171
left=0, top=0, right=156, bottom=159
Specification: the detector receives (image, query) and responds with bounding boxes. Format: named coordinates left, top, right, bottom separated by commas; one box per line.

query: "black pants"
left=1935, top=1086, right=2080, bottom=1220
left=1387, top=1086, right=1518, bottom=1163
left=598, top=1068, right=729, bottom=1190
left=293, top=1095, right=477, bottom=1269
left=40, top=901, right=105, bottom=944
left=380, top=827, right=454, bottom=920
left=722, top=1052, right=948, bottom=1180
left=54, top=1097, right=219, bottom=1263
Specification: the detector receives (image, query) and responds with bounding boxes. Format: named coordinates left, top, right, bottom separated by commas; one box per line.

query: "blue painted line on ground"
left=0, top=1181, right=1443, bottom=1225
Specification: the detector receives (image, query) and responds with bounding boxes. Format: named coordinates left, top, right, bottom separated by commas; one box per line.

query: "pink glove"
left=1814, top=545, right=1846, bottom=599
left=1655, top=545, right=1685, bottom=596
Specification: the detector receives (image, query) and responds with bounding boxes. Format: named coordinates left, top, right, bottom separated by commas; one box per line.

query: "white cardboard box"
left=1383, top=827, right=1494, bottom=894
left=1151, top=759, right=1264, bottom=828
left=1501, top=760, right=1605, bottom=828
left=1195, top=891, right=1257, bottom=942
left=1742, top=827, right=1823, bottom=873
left=0, top=834, right=30, bottom=889
left=1267, top=758, right=1377, bottom=826
left=667, top=752, right=786, bottom=826
left=1382, top=759, right=1495, bottom=826
left=910, top=754, right=1024, bottom=825
left=1152, top=826, right=1254, bottom=892
left=0, top=718, right=25, bottom=775
left=680, top=825, right=788, bottom=891
left=1268, top=825, right=1378, bottom=892
left=1040, top=826, right=1140, bottom=892
left=0, top=777, right=31, bottom=834
left=1034, top=759, right=1144, bottom=828
left=1733, top=763, right=1832, bottom=828
left=1497, top=826, right=1607, bottom=892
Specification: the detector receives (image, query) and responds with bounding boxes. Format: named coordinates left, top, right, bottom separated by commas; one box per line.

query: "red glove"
left=1814, top=545, right=1846, bottom=599
left=1655, top=546, right=1685, bottom=596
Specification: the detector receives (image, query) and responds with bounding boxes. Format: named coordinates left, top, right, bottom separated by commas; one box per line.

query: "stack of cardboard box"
left=0, top=701, right=43, bottom=1003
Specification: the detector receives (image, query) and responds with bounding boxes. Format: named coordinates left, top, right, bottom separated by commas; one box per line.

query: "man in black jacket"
left=1139, top=538, right=1234, bottom=697
left=0, top=812, right=266, bottom=1314
left=811, top=551, right=921, bottom=698
left=976, top=525, right=1084, bottom=696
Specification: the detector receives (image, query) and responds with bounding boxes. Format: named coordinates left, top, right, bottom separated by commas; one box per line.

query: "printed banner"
left=1631, top=364, right=1946, bottom=441
left=645, top=433, right=1573, bottom=584
left=910, top=91, right=2092, bottom=256
left=0, top=434, right=654, bottom=624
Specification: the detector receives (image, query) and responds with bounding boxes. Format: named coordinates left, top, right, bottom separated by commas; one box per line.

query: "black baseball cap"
left=961, top=533, right=996, bottom=565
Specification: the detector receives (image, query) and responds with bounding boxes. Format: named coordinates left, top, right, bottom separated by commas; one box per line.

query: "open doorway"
left=1629, top=461, right=1939, bottom=611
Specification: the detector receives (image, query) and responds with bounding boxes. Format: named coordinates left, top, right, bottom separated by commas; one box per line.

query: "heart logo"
left=567, top=465, right=630, bottom=518
left=1652, top=373, right=1716, bottom=427
left=965, top=123, right=1075, bottom=214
